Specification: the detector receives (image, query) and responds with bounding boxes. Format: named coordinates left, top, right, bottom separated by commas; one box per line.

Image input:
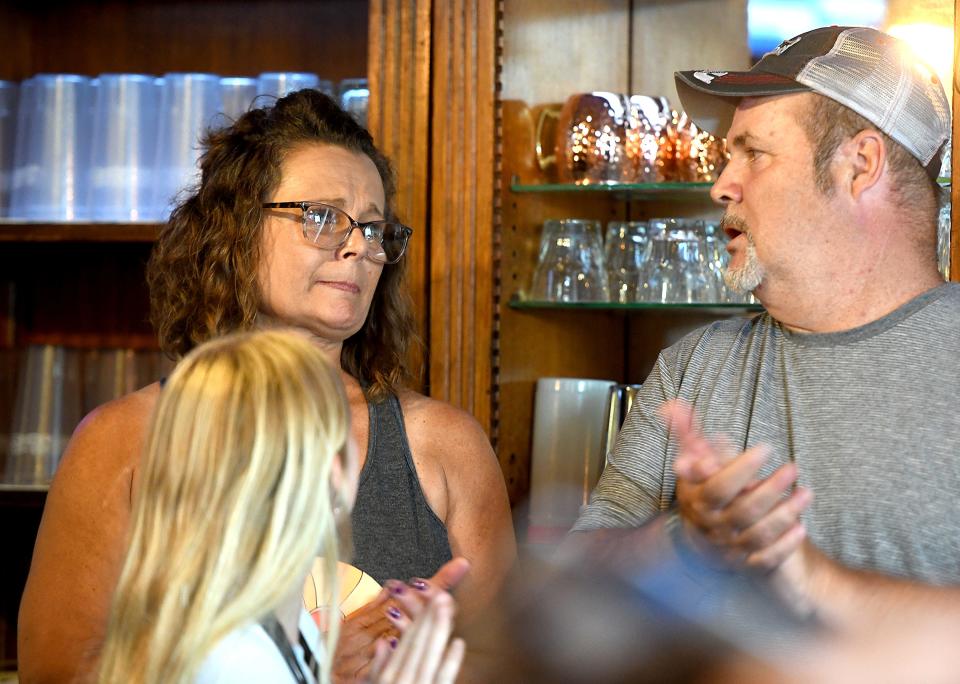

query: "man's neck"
left=763, top=268, right=944, bottom=334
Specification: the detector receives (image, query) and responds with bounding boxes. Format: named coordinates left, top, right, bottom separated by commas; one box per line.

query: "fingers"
left=347, top=586, right=391, bottom=627
left=723, top=462, right=800, bottom=530
left=732, top=485, right=812, bottom=549
left=744, top=521, right=807, bottom=571
left=429, top=557, right=471, bottom=591
left=379, top=594, right=457, bottom=684
left=435, top=638, right=466, bottom=684
left=694, top=443, right=771, bottom=510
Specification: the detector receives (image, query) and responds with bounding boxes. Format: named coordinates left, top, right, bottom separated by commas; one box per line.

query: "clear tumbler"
left=530, top=219, right=609, bottom=302
left=89, top=74, right=160, bottom=221
left=604, top=220, right=649, bottom=303
left=0, top=80, right=18, bottom=217
left=10, top=74, right=94, bottom=221
left=150, top=73, right=221, bottom=220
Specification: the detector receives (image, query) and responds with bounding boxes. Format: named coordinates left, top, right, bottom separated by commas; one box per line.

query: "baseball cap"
left=674, top=26, right=951, bottom=179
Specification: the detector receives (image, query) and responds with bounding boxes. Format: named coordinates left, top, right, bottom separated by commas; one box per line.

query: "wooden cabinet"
left=0, top=0, right=373, bottom=669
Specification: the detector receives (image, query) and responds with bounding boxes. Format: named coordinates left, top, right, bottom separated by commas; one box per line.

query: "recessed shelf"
left=0, top=483, right=49, bottom=493
left=0, top=221, right=160, bottom=242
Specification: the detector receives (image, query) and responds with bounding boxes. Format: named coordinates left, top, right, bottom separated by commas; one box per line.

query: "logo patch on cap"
left=693, top=71, right=729, bottom=84
left=770, top=36, right=801, bottom=56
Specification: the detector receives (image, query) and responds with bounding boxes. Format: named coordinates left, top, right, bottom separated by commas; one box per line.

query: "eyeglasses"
left=261, top=201, right=413, bottom=264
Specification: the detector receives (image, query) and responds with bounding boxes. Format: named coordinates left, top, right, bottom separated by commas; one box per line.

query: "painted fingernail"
left=387, top=581, right=405, bottom=595
left=410, top=578, right=428, bottom=591
left=387, top=606, right=402, bottom=619
left=389, top=636, right=398, bottom=649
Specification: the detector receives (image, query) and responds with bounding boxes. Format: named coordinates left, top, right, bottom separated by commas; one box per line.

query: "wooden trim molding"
left=428, top=0, right=499, bottom=432
left=367, top=0, right=433, bottom=372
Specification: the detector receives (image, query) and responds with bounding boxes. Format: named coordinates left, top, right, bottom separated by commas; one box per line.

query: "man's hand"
left=660, top=400, right=811, bottom=571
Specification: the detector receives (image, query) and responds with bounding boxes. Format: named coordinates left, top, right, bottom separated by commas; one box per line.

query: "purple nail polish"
left=389, top=583, right=405, bottom=595
left=410, top=579, right=428, bottom=591
left=387, top=606, right=402, bottom=619
left=389, top=636, right=398, bottom=649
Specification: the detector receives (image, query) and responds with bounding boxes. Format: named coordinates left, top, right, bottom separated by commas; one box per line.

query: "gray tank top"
left=350, top=393, right=453, bottom=584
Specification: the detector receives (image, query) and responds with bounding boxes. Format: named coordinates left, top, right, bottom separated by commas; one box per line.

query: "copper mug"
left=536, top=92, right=672, bottom=184
left=659, top=110, right=729, bottom=183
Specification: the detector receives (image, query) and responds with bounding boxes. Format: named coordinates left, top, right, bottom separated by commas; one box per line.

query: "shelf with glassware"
left=496, top=98, right=752, bottom=505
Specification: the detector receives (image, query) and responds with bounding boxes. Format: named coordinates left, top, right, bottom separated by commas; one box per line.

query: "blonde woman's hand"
left=381, top=557, right=470, bottom=632
left=367, top=591, right=465, bottom=684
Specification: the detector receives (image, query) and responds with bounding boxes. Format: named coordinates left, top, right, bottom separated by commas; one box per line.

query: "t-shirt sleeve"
left=572, top=348, right=680, bottom=531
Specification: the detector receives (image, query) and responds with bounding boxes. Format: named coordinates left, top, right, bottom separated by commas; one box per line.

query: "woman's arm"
left=401, top=395, right=517, bottom=624
left=17, top=386, right=156, bottom=684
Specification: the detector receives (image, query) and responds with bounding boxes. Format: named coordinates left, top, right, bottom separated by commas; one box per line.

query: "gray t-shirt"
left=575, top=283, right=960, bottom=585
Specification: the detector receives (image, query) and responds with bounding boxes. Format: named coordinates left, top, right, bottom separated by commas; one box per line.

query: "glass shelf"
left=509, top=178, right=713, bottom=200
left=509, top=296, right=763, bottom=313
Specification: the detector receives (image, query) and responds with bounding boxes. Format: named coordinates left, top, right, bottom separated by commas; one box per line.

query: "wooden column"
left=367, top=0, right=434, bottom=369
left=428, top=0, right=499, bottom=432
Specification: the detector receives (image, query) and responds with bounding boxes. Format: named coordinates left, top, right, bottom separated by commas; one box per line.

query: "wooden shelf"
left=0, top=222, right=160, bottom=243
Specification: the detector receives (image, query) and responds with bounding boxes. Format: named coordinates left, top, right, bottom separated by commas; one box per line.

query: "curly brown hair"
left=147, top=89, right=420, bottom=400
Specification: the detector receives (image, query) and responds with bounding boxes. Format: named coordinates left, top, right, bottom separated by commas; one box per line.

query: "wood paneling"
left=428, top=0, right=498, bottom=430
left=0, top=1, right=369, bottom=81
left=630, top=0, right=749, bottom=106
left=367, top=0, right=433, bottom=382
left=501, top=0, right=630, bottom=104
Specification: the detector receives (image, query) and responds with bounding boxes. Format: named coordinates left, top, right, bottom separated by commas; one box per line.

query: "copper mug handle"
left=534, top=106, right=561, bottom=171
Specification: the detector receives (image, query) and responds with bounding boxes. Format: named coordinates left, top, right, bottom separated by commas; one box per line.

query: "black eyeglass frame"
left=261, top=201, right=413, bottom=265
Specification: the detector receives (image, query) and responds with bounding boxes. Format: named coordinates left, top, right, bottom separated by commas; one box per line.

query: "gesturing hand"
left=660, top=400, right=812, bottom=571
left=367, top=592, right=465, bottom=684
left=333, top=558, right=471, bottom=683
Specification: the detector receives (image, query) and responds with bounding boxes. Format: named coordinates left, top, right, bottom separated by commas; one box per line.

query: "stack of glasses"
left=529, top=217, right=756, bottom=304
left=0, top=73, right=369, bottom=222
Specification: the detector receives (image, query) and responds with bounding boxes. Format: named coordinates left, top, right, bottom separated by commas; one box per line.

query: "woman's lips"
left=318, top=280, right=361, bottom=294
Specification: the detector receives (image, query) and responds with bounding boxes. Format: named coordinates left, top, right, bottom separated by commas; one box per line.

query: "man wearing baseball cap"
left=571, top=26, right=960, bottom=630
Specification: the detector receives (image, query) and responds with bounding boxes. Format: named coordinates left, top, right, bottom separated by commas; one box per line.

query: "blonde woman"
left=97, top=330, right=464, bottom=684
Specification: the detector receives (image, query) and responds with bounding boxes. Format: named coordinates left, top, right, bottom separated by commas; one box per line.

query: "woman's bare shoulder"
left=61, top=382, right=161, bottom=472
left=396, top=389, right=489, bottom=445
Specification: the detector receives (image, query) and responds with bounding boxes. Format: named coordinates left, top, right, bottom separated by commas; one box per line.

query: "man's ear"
left=843, top=129, right=886, bottom=200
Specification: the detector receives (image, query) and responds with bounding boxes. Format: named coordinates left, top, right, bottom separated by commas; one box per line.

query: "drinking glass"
left=10, top=74, right=94, bottom=220
left=0, top=80, right=18, bottom=217
left=530, top=219, right=609, bottom=302
left=256, top=72, right=334, bottom=100
left=604, top=220, right=649, bottom=303
left=701, top=219, right=729, bottom=303
left=5, top=346, right=82, bottom=484
left=219, top=76, right=258, bottom=122
left=937, top=186, right=950, bottom=279
left=89, top=74, right=160, bottom=221
left=150, top=73, right=221, bottom=220
left=639, top=220, right=716, bottom=303
left=339, top=78, right=369, bottom=127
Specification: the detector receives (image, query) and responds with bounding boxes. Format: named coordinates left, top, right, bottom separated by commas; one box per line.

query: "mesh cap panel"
left=796, top=28, right=950, bottom=166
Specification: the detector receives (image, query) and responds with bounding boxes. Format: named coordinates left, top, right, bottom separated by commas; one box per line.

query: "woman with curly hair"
left=19, top=90, right=515, bottom=683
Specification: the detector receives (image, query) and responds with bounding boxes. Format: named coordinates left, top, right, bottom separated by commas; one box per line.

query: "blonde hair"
left=98, top=329, right=349, bottom=683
